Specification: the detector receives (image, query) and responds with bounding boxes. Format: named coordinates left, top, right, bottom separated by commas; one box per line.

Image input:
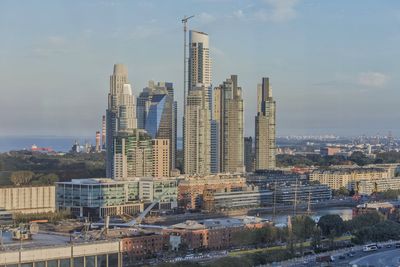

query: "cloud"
left=233, top=9, right=245, bottom=19
left=30, top=36, right=69, bottom=58
left=47, top=36, right=66, bottom=45
left=256, top=0, right=300, bottom=22
left=128, top=25, right=162, bottom=40
left=357, top=72, right=389, bottom=88
left=198, top=12, right=216, bottom=24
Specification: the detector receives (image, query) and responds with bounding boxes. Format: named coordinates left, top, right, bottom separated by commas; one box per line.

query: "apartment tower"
left=213, top=75, right=244, bottom=173
left=255, top=77, right=276, bottom=170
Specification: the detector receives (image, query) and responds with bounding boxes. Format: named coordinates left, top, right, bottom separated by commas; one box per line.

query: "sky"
left=0, top=0, right=399, bottom=138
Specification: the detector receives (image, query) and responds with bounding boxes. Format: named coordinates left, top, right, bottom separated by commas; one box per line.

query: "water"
left=0, top=136, right=94, bottom=152
left=263, top=207, right=353, bottom=226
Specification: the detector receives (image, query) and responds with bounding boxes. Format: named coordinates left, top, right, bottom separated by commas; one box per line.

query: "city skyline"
left=1, top=0, right=400, bottom=137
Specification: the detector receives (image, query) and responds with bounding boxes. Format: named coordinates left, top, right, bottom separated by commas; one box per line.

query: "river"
left=261, top=207, right=353, bottom=226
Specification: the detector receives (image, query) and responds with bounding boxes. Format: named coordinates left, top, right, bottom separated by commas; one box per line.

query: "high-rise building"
left=210, top=120, right=220, bottom=173
left=152, top=139, right=170, bottom=178
left=106, top=64, right=137, bottom=178
left=95, top=131, right=101, bottom=152
left=244, top=137, right=254, bottom=172
left=184, top=86, right=211, bottom=175
left=255, top=77, right=276, bottom=170
left=188, top=30, right=212, bottom=111
left=184, top=30, right=213, bottom=176
left=101, top=115, right=106, bottom=149
left=213, top=75, right=244, bottom=173
left=137, top=81, right=177, bottom=172
left=113, top=129, right=153, bottom=179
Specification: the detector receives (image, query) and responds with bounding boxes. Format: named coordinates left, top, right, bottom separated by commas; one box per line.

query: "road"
left=350, top=248, right=400, bottom=267
left=269, top=241, right=400, bottom=267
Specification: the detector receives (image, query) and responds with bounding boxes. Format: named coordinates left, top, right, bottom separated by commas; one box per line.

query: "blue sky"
left=0, top=0, right=399, bottom=137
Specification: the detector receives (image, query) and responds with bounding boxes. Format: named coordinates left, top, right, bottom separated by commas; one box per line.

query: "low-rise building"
left=309, top=168, right=391, bottom=190
left=178, top=174, right=246, bottom=210
left=247, top=170, right=308, bottom=188
left=56, top=177, right=178, bottom=218
left=121, top=232, right=164, bottom=260
left=0, top=234, right=122, bottom=267
left=0, top=185, right=55, bottom=214
left=202, top=185, right=272, bottom=211
left=163, top=216, right=269, bottom=251
left=274, top=184, right=332, bottom=205
left=355, top=178, right=400, bottom=195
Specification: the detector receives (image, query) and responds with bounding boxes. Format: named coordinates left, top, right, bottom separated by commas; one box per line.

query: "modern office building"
left=106, top=64, right=137, bottom=178
left=202, top=185, right=273, bottom=211
left=247, top=170, right=308, bottom=188
left=274, top=184, right=332, bottom=205
left=137, top=81, right=177, bottom=171
left=244, top=137, right=254, bottom=172
left=255, top=77, right=276, bottom=170
left=56, top=178, right=178, bottom=218
left=213, top=75, right=244, bottom=173
left=113, top=129, right=153, bottom=179
left=184, top=87, right=211, bottom=175
left=152, top=139, right=170, bottom=178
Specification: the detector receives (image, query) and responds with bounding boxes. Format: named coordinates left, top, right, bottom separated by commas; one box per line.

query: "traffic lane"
left=349, top=248, right=400, bottom=266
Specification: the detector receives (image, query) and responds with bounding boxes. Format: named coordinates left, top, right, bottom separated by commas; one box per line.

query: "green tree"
left=10, top=171, right=35, bottom=186
left=317, top=214, right=345, bottom=237
left=38, top=173, right=59, bottom=185
left=291, top=215, right=316, bottom=241
left=346, top=211, right=384, bottom=232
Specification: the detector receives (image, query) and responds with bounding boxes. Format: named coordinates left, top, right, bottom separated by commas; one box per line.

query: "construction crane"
left=181, top=15, right=194, bottom=112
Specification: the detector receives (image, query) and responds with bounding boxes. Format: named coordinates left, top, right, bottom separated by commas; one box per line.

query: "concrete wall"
left=0, top=186, right=55, bottom=214
left=0, top=240, right=121, bottom=265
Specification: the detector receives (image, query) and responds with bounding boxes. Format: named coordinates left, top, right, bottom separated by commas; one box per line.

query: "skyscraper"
left=106, top=64, right=137, bottom=178
left=101, top=115, right=106, bottom=149
left=184, top=86, right=211, bottom=175
left=113, top=129, right=153, bottom=179
left=210, top=120, right=220, bottom=173
left=152, top=139, right=170, bottom=177
left=137, top=81, right=177, bottom=172
left=188, top=30, right=212, bottom=111
left=244, top=137, right=254, bottom=172
left=213, top=75, right=244, bottom=173
left=183, top=30, right=213, bottom=175
left=95, top=131, right=101, bottom=153
left=255, top=77, right=276, bottom=170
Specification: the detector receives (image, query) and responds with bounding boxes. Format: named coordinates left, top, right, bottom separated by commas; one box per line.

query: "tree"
left=10, top=171, right=34, bottom=185
left=37, top=173, right=59, bottom=185
left=291, top=215, right=316, bottom=241
left=317, top=214, right=345, bottom=237
left=333, top=187, right=350, bottom=197
left=346, top=211, right=384, bottom=233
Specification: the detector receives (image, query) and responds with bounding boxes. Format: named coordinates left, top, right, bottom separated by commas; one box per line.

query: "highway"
left=268, top=241, right=400, bottom=267
left=350, top=248, right=400, bottom=267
